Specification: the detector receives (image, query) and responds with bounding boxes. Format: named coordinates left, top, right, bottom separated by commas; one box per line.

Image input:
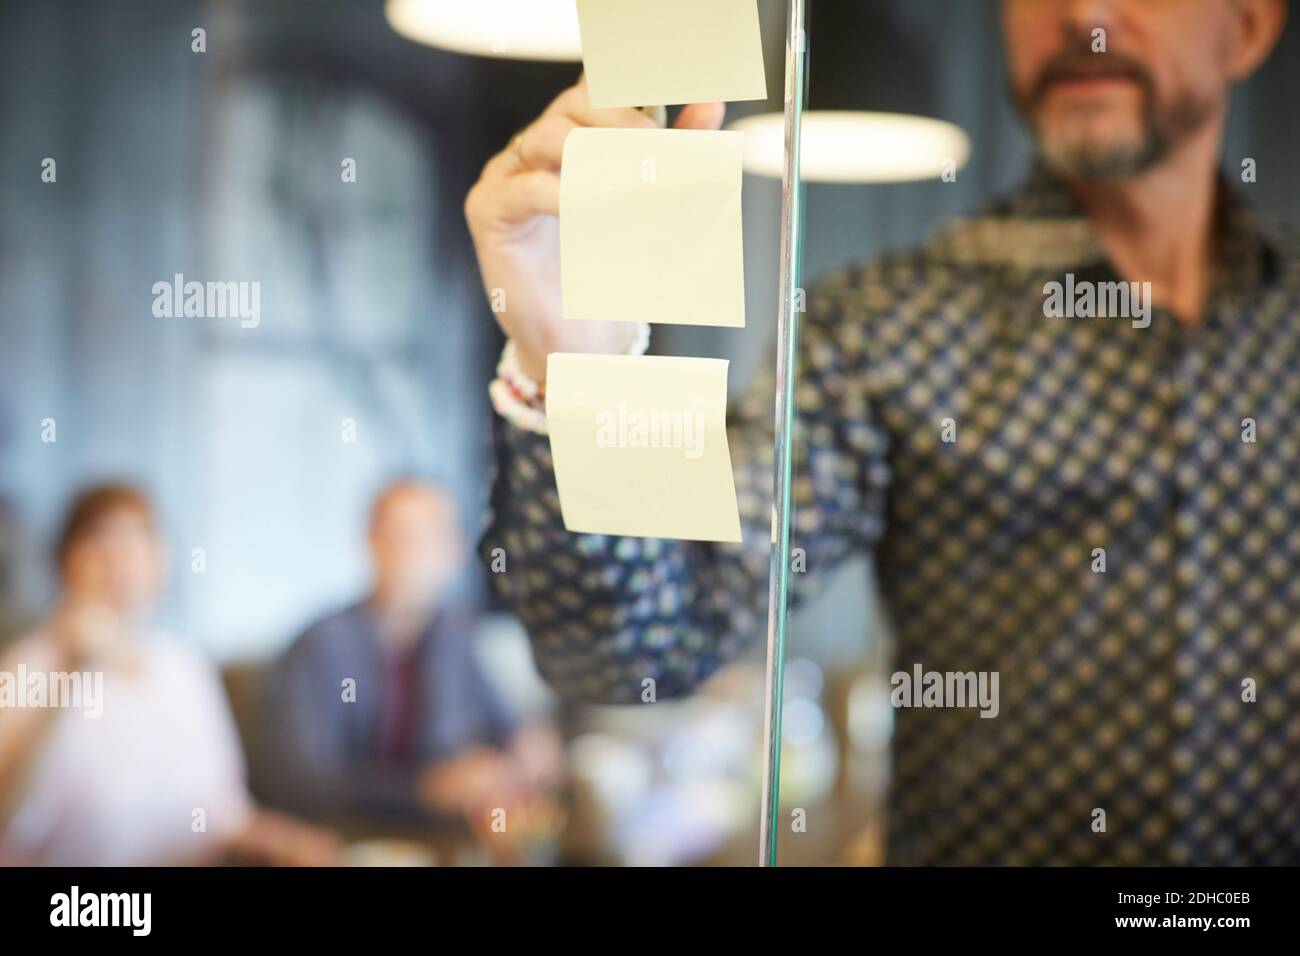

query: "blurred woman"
left=0, top=483, right=337, bottom=866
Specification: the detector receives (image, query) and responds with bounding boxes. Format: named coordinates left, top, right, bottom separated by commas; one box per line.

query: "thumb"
left=674, top=102, right=726, bottom=131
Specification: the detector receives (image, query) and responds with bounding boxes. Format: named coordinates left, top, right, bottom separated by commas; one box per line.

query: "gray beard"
left=1026, top=90, right=1217, bottom=184
left=1038, top=131, right=1167, bottom=182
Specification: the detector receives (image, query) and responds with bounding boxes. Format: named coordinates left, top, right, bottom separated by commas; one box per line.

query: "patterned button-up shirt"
left=482, top=165, right=1300, bottom=864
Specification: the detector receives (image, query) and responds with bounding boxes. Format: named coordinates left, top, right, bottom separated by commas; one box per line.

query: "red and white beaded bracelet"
left=488, top=324, right=652, bottom=435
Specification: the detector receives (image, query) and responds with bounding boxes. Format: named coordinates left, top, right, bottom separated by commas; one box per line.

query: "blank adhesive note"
left=576, top=0, right=767, bottom=108
left=546, top=353, right=742, bottom=542
left=561, top=127, right=745, bottom=328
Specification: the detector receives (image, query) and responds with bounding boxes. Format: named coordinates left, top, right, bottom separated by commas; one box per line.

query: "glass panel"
left=760, top=0, right=809, bottom=867
left=0, top=0, right=791, bottom=870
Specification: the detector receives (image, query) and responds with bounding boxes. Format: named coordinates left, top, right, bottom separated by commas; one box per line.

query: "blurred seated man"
left=0, top=483, right=337, bottom=866
left=261, top=479, right=562, bottom=840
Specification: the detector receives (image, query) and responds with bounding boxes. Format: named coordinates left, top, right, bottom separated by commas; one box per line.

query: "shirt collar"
left=932, top=157, right=1283, bottom=298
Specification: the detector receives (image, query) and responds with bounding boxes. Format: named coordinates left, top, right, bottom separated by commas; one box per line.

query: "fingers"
left=557, top=76, right=724, bottom=132
left=517, top=114, right=578, bottom=172
left=495, top=168, right=561, bottom=220
left=479, top=147, right=520, bottom=182
left=469, top=79, right=726, bottom=232
left=675, top=101, right=727, bottom=131
left=549, top=77, right=658, bottom=131
left=517, top=97, right=726, bottom=174
left=477, top=80, right=654, bottom=184
left=466, top=168, right=560, bottom=227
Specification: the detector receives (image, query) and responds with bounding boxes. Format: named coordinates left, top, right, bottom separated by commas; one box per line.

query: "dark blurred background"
left=1, top=0, right=1297, bottom=865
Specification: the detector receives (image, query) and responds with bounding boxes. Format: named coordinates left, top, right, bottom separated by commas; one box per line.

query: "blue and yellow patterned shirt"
left=482, top=166, right=1300, bottom=864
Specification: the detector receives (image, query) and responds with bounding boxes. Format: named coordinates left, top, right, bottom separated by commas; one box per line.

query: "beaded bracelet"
left=488, top=324, right=652, bottom=435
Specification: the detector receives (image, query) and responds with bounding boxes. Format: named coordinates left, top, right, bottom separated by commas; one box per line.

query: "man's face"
left=64, top=510, right=166, bottom=617
left=1003, top=0, right=1240, bottom=180
left=368, top=486, right=462, bottom=611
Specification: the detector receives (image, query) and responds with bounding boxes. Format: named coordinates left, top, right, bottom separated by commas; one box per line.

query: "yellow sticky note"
left=561, top=128, right=745, bottom=328
left=546, top=353, right=742, bottom=543
left=576, top=0, right=767, bottom=108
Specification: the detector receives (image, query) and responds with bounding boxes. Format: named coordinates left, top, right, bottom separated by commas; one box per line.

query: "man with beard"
left=465, top=1, right=1297, bottom=863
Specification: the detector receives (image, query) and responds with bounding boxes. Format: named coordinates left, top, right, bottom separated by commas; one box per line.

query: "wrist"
left=490, top=325, right=652, bottom=435
left=515, top=346, right=549, bottom=385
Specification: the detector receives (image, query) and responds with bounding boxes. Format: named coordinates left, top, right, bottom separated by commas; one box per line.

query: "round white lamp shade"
left=730, top=111, right=971, bottom=184
left=385, top=0, right=583, bottom=62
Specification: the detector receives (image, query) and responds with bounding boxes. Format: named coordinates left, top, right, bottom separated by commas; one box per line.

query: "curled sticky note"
left=561, top=127, right=746, bottom=328
left=576, top=0, right=767, bottom=109
left=546, top=352, right=742, bottom=542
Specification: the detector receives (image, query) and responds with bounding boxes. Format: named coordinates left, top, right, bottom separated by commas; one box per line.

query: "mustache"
left=1026, top=45, right=1155, bottom=106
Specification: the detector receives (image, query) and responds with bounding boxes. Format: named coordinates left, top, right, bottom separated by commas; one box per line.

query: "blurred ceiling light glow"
left=730, top=111, right=971, bottom=184
left=385, top=0, right=582, bottom=62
